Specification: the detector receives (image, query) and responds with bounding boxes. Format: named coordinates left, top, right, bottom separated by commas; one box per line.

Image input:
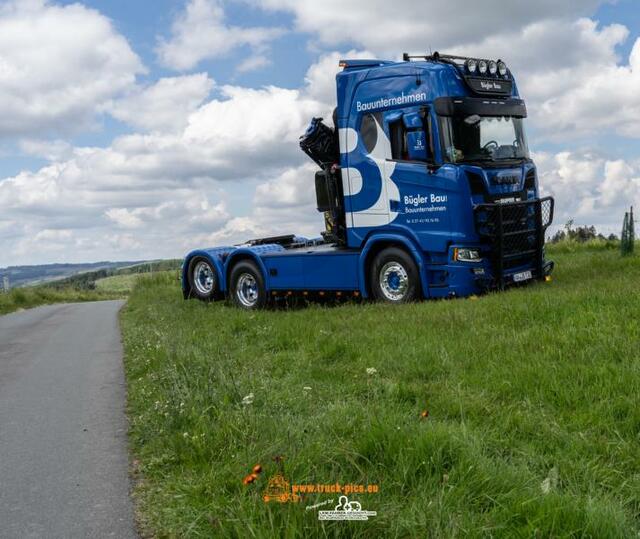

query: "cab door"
left=383, top=107, right=452, bottom=252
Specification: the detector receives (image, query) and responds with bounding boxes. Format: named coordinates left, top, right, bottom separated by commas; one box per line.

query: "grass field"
left=0, top=286, right=120, bottom=316
left=120, top=244, right=640, bottom=538
left=0, top=269, right=177, bottom=316
left=96, top=271, right=176, bottom=294
left=95, top=273, right=140, bottom=293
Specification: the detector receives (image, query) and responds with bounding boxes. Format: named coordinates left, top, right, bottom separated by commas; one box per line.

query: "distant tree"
left=550, top=219, right=620, bottom=245
left=621, top=207, right=635, bottom=256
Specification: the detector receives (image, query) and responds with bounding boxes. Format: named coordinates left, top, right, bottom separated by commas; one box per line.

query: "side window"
left=389, top=108, right=432, bottom=162
left=389, top=119, right=405, bottom=160
left=360, top=112, right=380, bottom=154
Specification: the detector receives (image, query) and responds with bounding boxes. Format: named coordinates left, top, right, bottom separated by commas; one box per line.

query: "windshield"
left=440, top=115, right=529, bottom=163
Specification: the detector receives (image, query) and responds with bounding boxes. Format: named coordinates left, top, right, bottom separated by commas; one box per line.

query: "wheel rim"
left=236, top=273, right=259, bottom=307
left=193, top=261, right=215, bottom=295
left=379, top=261, right=409, bottom=301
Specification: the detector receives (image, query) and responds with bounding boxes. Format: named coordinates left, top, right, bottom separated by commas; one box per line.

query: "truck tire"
left=188, top=257, right=219, bottom=301
left=370, top=247, right=421, bottom=303
left=229, top=260, right=267, bottom=310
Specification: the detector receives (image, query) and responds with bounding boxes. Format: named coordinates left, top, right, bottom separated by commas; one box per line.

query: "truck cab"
left=182, top=53, right=554, bottom=308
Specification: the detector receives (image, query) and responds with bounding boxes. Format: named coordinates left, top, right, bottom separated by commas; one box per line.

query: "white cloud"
left=256, top=0, right=606, bottom=54
left=109, top=74, right=215, bottom=133
left=0, top=52, right=343, bottom=264
left=236, top=54, right=271, bottom=74
left=303, top=49, right=373, bottom=104
left=19, top=139, right=74, bottom=162
left=0, top=0, right=144, bottom=138
left=157, top=0, right=284, bottom=71
left=194, top=165, right=322, bottom=246
left=254, top=1, right=638, bottom=142
left=254, top=164, right=316, bottom=208
left=2, top=0, right=638, bottom=267
left=533, top=36, right=640, bottom=139
left=104, top=208, right=144, bottom=229
left=448, top=17, right=640, bottom=140
left=535, top=150, right=640, bottom=231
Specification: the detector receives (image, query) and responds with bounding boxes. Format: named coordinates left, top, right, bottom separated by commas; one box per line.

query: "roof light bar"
left=401, top=52, right=509, bottom=78
left=466, top=59, right=478, bottom=73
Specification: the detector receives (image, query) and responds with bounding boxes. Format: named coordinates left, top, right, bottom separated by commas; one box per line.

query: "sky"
left=0, top=0, right=639, bottom=266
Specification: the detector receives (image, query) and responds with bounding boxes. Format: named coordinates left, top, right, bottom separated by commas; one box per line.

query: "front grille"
left=475, top=197, right=554, bottom=288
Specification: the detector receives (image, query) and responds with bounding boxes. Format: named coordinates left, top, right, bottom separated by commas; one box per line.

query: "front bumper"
left=474, top=197, right=554, bottom=290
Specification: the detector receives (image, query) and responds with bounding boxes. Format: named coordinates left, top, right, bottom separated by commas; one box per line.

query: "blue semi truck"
left=182, top=52, right=554, bottom=309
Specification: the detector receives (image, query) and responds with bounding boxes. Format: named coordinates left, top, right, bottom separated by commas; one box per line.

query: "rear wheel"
left=370, top=247, right=421, bottom=303
left=188, top=257, right=218, bottom=301
left=230, top=260, right=267, bottom=310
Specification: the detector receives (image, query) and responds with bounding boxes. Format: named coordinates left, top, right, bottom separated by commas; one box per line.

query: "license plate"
left=513, top=270, right=532, bottom=282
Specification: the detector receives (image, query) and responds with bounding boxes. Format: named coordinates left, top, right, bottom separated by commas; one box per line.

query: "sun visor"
left=434, top=97, right=527, bottom=118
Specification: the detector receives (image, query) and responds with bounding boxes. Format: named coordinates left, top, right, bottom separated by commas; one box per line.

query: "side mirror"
left=315, top=170, right=332, bottom=212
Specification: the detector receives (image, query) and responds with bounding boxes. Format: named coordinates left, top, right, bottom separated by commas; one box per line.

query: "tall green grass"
left=121, top=246, right=640, bottom=538
left=95, top=270, right=178, bottom=294
left=0, top=286, right=119, bottom=315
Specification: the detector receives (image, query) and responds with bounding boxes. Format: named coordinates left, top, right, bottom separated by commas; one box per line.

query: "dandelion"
left=366, top=367, right=378, bottom=376
left=242, top=474, right=255, bottom=485
left=242, top=392, right=254, bottom=406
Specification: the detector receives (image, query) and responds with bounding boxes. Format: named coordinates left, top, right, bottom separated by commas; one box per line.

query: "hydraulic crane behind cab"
left=182, top=52, right=554, bottom=309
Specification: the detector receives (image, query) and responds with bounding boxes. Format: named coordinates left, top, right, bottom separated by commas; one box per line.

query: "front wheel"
left=229, top=260, right=267, bottom=310
left=370, top=247, right=421, bottom=303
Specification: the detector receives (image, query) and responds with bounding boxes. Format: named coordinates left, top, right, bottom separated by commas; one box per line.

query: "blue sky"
left=0, top=0, right=639, bottom=265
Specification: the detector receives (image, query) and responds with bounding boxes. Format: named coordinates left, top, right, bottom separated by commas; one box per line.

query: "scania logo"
left=493, top=174, right=519, bottom=185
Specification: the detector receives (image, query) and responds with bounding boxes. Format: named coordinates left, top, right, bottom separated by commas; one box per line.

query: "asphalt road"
left=0, top=301, right=137, bottom=539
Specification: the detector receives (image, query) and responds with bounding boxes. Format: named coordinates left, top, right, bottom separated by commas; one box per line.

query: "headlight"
left=488, top=60, right=497, bottom=75
left=453, top=248, right=482, bottom=262
left=466, top=59, right=478, bottom=73
left=497, top=61, right=507, bottom=76
left=478, top=60, right=488, bottom=74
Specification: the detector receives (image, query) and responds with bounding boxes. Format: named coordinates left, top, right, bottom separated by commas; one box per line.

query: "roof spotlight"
left=466, top=59, right=478, bottom=74
left=488, top=60, right=497, bottom=75
left=478, top=60, right=488, bottom=74
left=497, top=61, right=507, bottom=76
